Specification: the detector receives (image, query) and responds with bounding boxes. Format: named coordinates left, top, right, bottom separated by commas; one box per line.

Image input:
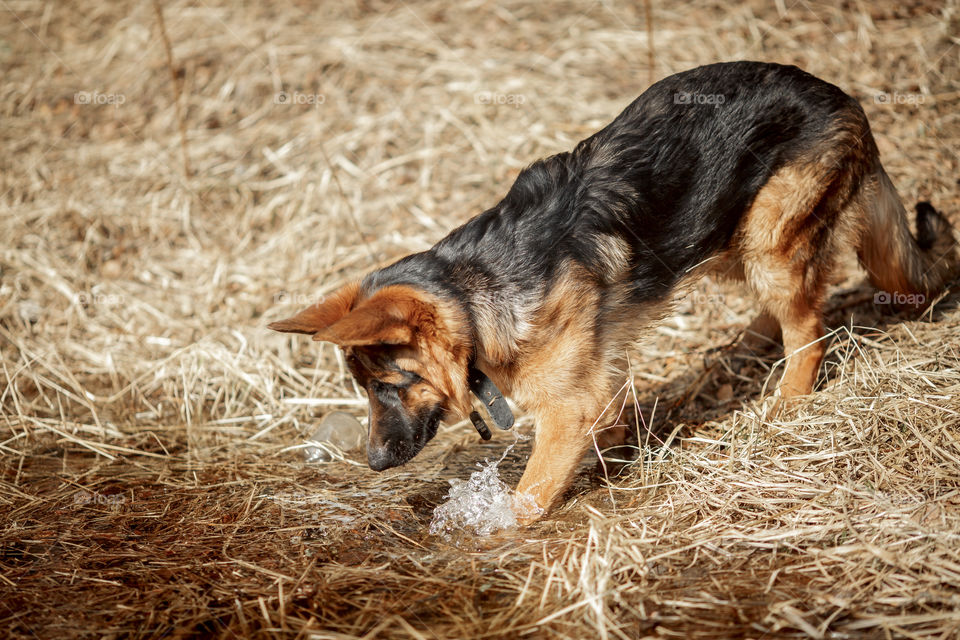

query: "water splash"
left=429, top=434, right=542, bottom=539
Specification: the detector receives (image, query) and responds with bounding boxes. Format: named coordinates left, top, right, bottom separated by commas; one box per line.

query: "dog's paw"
left=759, top=392, right=783, bottom=419
left=757, top=389, right=805, bottom=419
left=512, top=491, right=544, bottom=526
left=593, top=405, right=643, bottom=475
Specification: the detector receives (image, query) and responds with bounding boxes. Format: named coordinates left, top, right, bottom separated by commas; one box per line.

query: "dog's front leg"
left=513, top=399, right=600, bottom=525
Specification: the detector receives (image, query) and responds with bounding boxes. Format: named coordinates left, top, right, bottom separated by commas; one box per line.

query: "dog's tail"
left=856, top=165, right=957, bottom=306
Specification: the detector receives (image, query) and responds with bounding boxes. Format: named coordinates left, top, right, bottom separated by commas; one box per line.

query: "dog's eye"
left=395, top=369, right=422, bottom=386
left=370, top=379, right=400, bottom=394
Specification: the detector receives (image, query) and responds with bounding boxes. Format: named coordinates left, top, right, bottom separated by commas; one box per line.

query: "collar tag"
left=467, top=365, right=514, bottom=432
left=469, top=411, right=492, bottom=440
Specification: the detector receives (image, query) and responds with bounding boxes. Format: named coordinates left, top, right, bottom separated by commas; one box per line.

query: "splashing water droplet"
left=429, top=433, right=542, bottom=539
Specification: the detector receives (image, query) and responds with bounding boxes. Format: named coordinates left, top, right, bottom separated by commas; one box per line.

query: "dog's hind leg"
left=743, top=237, right=833, bottom=397
left=770, top=302, right=826, bottom=397
left=739, top=153, right=866, bottom=398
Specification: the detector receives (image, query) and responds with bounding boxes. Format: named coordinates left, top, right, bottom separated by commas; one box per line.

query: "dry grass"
left=2, top=0, right=960, bottom=637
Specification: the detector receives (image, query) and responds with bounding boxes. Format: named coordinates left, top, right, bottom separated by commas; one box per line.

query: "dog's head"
left=269, top=283, right=472, bottom=470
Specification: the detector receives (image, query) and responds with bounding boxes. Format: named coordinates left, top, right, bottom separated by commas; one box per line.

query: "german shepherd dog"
left=270, top=62, right=956, bottom=524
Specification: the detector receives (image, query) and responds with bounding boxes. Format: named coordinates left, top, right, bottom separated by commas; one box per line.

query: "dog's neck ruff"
left=467, top=364, right=513, bottom=440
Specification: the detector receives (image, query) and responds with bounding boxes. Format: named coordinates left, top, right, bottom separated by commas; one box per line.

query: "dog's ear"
left=269, top=283, right=417, bottom=347
left=315, top=294, right=414, bottom=346
left=268, top=282, right=361, bottom=336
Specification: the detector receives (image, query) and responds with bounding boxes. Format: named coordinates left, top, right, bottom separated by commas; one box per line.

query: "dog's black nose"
left=367, top=446, right=397, bottom=471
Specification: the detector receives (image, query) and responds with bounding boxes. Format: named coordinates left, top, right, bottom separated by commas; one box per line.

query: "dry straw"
left=1, top=1, right=959, bottom=638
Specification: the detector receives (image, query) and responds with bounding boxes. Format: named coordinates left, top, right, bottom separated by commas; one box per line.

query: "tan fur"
left=856, top=166, right=957, bottom=298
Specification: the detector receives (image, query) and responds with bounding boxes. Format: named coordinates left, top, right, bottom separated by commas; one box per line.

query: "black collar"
left=467, top=364, right=513, bottom=440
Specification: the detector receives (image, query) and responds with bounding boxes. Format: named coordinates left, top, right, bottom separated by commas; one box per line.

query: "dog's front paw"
left=513, top=491, right=545, bottom=526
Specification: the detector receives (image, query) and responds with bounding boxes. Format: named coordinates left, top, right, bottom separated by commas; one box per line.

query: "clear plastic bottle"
left=303, top=411, right=365, bottom=462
